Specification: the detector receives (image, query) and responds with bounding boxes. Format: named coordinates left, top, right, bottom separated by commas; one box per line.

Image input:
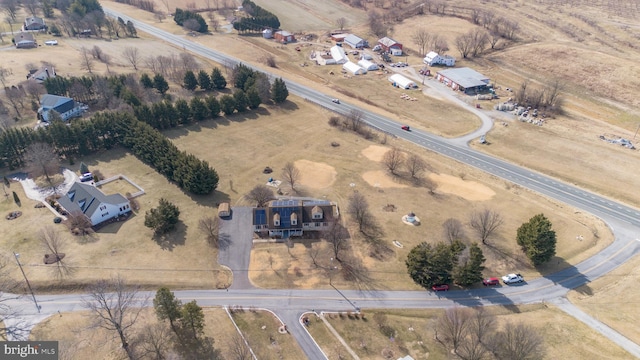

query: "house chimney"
left=45, top=68, right=49, bottom=78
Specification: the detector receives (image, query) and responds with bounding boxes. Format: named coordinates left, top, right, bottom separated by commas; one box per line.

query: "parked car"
left=501, top=273, right=524, bottom=284
left=401, top=125, right=410, bottom=131
left=331, top=98, right=340, bottom=104
left=432, top=284, right=449, bottom=292
left=79, top=172, right=93, bottom=182
left=45, top=40, right=58, bottom=46
left=482, top=277, right=500, bottom=286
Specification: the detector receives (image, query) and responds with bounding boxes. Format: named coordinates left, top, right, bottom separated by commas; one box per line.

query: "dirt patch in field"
left=294, top=159, right=337, bottom=189
left=430, top=173, right=495, bottom=201
left=362, top=170, right=408, bottom=189
left=361, top=145, right=388, bottom=162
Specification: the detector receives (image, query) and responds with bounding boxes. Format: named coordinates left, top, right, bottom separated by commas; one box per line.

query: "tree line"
left=174, top=8, right=208, bottom=33
left=233, top=0, right=281, bottom=33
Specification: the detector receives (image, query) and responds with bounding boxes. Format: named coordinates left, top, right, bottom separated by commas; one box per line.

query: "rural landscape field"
left=1, top=0, right=640, bottom=359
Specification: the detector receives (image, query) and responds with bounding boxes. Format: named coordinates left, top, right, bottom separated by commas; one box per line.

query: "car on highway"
left=502, top=273, right=524, bottom=284
left=331, top=98, right=340, bottom=104
left=401, top=125, right=410, bottom=131
left=482, top=277, right=500, bottom=286
left=431, top=284, right=449, bottom=291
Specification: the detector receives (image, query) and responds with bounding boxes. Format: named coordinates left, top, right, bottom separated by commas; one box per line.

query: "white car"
left=331, top=98, right=340, bottom=104
left=502, top=273, right=524, bottom=284
left=45, top=40, right=58, bottom=46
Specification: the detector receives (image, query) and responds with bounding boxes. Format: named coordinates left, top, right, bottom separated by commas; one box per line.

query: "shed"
left=436, top=67, right=490, bottom=94
left=343, top=61, right=366, bottom=75
left=423, top=51, right=455, bottom=67
left=357, top=59, right=378, bottom=71
left=330, top=45, right=348, bottom=64
left=274, top=30, right=295, bottom=43
left=344, top=34, right=368, bottom=49
left=262, top=29, right=273, bottom=39
left=218, top=202, right=231, bottom=217
left=331, top=33, right=348, bottom=42
left=388, top=74, right=417, bottom=89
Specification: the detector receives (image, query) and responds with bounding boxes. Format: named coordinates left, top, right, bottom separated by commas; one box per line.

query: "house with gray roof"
left=435, top=67, right=490, bottom=94
left=23, top=16, right=45, bottom=31
left=253, top=199, right=339, bottom=238
left=38, top=94, right=86, bottom=122
left=27, top=66, right=56, bottom=83
left=58, top=182, right=131, bottom=226
left=14, top=32, right=36, bottom=48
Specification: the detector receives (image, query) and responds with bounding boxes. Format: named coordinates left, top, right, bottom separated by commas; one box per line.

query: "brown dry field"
left=308, top=305, right=636, bottom=360
left=231, top=309, right=306, bottom=359
left=0, top=148, right=231, bottom=291
left=29, top=307, right=245, bottom=359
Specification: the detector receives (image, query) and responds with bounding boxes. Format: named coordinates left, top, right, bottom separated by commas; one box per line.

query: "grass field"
left=308, top=306, right=636, bottom=360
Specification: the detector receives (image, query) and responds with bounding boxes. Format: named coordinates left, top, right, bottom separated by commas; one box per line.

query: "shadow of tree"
left=153, top=222, right=188, bottom=251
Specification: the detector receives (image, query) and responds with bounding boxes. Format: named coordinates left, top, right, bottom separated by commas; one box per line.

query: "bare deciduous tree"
left=198, top=216, right=219, bottom=248
left=324, top=222, right=349, bottom=262
left=227, top=332, right=252, bottom=360
left=345, top=109, right=364, bottom=132
left=382, top=147, right=405, bottom=176
left=347, top=191, right=371, bottom=233
left=492, top=322, right=544, bottom=360
left=469, top=208, right=504, bottom=244
left=183, top=18, right=201, bottom=32
left=83, top=276, right=145, bottom=360
left=442, top=218, right=464, bottom=244
left=247, top=184, right=275, bottom=207
left=25, top=142, right=59, bottom=185
left=412, top=27, right=431, bottom=56
left=282, top=162, right=301, bottom=192
left=405, top=153, right=427, bottom=179
left=123, top=47, right=141, bottom=70
left=135, top=322, right=174, bottom=360
left=79, top=47, right=95, bottom=74
left=435, top=307, right=472, bottom=353
left=0, top=255, right=29, bottom=340
left=336, top=17, right=347, bottom=31
left=40, top=226, right=74, bottom=279
left=2, top=0, right=19, bottom=21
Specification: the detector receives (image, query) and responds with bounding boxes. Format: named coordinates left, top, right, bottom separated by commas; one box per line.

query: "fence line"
left=95, top=174, right=145, bottom=198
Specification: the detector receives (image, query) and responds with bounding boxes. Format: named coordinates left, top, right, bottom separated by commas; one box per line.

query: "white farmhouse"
left=343, top=61, right=366, bottom=75
left=423, top=51, right=455, bottom=67
left=58, top=182, right=131, bottom=226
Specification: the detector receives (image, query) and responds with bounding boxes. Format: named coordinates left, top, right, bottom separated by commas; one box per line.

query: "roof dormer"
left=311, top=206, right=323, bottom=220
left=273, top=213, right=280, bottom=227
left=291, top=212, right=298, bottom=226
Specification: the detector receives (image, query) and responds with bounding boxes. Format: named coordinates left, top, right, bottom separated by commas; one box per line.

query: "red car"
left=482, top=277, right=500, bottom=286
left=401, top=125, right=410, bottom=131
left=432, top=284, right=449, bottom=292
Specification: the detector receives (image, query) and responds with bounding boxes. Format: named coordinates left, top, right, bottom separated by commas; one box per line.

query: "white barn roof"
left=330, top=45, right=348, bottom=64
left=388, top=74, right=416, bottom=89
left=344, top=34, right=366, bottom=48
left=343, top=61, right=366, bottom=75
left=437, top=67, right=489, bottom=88
left=357, top=59, right=378, bottom=71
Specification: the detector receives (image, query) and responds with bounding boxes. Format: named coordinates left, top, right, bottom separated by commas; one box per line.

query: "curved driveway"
left=11, top=8, right=639, bottom=359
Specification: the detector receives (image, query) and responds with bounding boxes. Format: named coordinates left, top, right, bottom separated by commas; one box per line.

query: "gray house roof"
left=437, top=67, right=490, bottom=89
left=24, top=16, right=45, bottom=29
left=40, top=94, right=75, bottom=114
left=58, top=182, right=128, bottom=219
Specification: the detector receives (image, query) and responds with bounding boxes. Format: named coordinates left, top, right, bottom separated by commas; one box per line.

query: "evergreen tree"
left=197, top=70, right=212, bottom=91
left=12, top=191, right=20, bottom=205
left=271, top=77, right=289, bottom=104
left=205, top=96, right=220, bottom=118
left=153, top=287, right=182, bottom=334
left=79, top=162, right=89, bottom=174
left=183, top=70, right=198, bottom=91
left=174, top=99, right=191, bottom=124
left=246, top=87, right=262, bottom=109
left=190, top=97, right=208, bottom=122
left=517, top=214, right=557, bottom=265
left=180, top=300, right=205, bottom=340
left=233, top=89, right=248, bottom=112
left=153, top=73, right=169, bottom=95
left=452, top=243, right=486, bottom=286
left=210, top=68, right=227, bottom=90
left=232, top=63, right=255, bottom=90
left=406, top=242, right=456, bottom=288
left=144, top=198, right=180, bottom=235
left=219, top=95, right=236, bottom=116
left=140, top=73, right=153, bottom=89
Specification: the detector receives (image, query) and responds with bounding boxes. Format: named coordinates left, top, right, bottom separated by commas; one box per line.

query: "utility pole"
left=13, top=252, right=40, bottom=313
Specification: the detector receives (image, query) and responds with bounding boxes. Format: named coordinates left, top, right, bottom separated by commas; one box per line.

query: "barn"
left=343, top=61, right=366, bottom=75
left=357, top=59, right=378, bottom=71
left=331, top=33, right=348, bottom=42
left=436, top=67, right=490, bottom=94
left=388, top=74, right=417, bottom=89
left=378, top=37, right=402, bottom=55
left=274, top=30, right=295, bottom=43
left=423, top=51, right=455, bottom=67
left=330, top=45, right=348, bottom=64
left=344, top=34, right=368, bottom=49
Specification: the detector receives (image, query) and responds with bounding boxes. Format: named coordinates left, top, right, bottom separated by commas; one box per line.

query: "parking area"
left=217, top=206, right=255, bottom=289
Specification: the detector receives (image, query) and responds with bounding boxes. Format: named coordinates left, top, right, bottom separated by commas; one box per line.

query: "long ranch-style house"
left=253, top=199, right=340, bottom=238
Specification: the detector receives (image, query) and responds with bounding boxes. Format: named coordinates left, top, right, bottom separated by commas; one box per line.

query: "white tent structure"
left=330, top=45, right=348, bottom=64
left=388, top=74, right=417, bottom=89
left=343, top=61, right=367, bottom=75
left=357, top=59, right=378, bottom=71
